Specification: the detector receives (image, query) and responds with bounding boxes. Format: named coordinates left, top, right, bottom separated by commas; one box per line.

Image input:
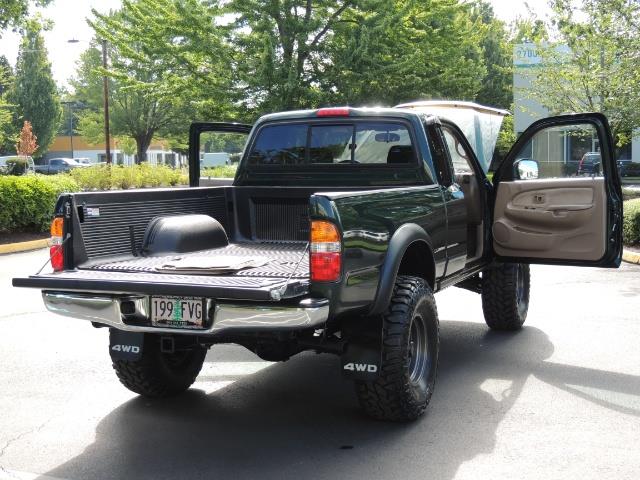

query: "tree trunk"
left=135, top=135, right=152, bottom=164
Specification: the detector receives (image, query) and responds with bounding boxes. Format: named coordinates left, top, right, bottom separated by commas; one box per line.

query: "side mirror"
left=514, top=159, right=539, bottom=180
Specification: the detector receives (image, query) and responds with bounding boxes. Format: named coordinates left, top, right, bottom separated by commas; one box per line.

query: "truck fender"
left=368, top=223, right=434, bottom=316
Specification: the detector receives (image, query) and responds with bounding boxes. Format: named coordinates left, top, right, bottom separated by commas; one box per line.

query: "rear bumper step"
left=42, top=291, right=329, bottom=335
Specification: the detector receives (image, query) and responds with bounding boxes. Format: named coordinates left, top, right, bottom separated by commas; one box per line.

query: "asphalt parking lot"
left=1, top=249, right=639, bottom=480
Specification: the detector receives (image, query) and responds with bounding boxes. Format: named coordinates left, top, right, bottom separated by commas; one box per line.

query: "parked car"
left=74, top=157, right=92, bottom=165
left=0, top=155, right=35, bottom=175
left=14, top=105, right=623, bottom=422
left=617, top=159, right=640, bottom=177
left=577, top=151, right=602, bottom=176
left=34, top=157, right=86, bottom=174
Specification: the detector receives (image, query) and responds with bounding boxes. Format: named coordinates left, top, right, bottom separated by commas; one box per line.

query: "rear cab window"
left=247, top=121, right=416, bottom=166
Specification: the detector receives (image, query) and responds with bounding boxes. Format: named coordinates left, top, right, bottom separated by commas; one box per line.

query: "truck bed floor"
left=81, top=242, right=309, bottom=279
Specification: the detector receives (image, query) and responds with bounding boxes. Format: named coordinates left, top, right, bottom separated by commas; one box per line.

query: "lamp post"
left=68, top=38, right=111, bottom=164
left=61, top=101, right=75, bottom=158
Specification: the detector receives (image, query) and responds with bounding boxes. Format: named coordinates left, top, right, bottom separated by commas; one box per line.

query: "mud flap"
left=340, top=315, right=383, bottom=381
left=109, top=329, right=144, bottom=361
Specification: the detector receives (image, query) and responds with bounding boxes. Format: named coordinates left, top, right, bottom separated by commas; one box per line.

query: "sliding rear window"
left=247, top=121, right=415, bottom=166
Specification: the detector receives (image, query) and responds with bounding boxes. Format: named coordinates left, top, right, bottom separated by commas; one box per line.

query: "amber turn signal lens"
left=50, top=217, right=63, bottom=237
left=311, top=220, right=340, bottom=244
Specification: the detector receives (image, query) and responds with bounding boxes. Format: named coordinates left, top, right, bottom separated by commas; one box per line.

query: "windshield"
left=247, top=121, right=415, bottom=166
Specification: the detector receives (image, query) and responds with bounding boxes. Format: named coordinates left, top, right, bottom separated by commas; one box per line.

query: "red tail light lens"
left=311, top=252, right=341, bottom=282
left=50, top=217, right=64, bottom=272
left=310, top=220, right=341, bottom=282
left=50, top=245, right=64, bottom=271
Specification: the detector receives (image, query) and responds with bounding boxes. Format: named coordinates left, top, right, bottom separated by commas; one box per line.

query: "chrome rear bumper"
left=42, top=292, right=329, bottom=335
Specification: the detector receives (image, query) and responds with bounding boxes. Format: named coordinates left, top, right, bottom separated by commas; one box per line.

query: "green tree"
left=71, top=39, right=176, bottom=163
left=80, top=0, right=510, bottom=124
left=324, top=0, right=486, bottom=106
left=511, top=17, right=548, bottom=44
left=0, top=0, right=52, bottom=34
left=528, top=0, right=640, bottom=145
left=470, top=1, right=513, bottom=109
left=90, top=0, right=235, bottom=121
left=7, top=19, right=61, bottom=156
left=0, top=56, right=15, bottom=152
left=229, top=0, right=374, bottom=112
left=0, top=56, right=13, bottom=95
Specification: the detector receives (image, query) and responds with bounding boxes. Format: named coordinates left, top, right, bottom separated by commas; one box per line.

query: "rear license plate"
left=151, top=296, right=206, bottom=329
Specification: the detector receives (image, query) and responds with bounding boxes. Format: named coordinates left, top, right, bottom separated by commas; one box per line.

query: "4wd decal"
left=111, top=344, right=140, bottom=354
left=343, top=362, right=378, bottom=373
left=109, top=330, right=144, bottom=361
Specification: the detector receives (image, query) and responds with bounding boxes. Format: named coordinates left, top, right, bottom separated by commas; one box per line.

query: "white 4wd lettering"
left=111, top=344, right=140, bottom=354
left=343, top=362, right=378, bottom=373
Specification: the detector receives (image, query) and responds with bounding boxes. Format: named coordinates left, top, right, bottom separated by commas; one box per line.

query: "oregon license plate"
left=150, top=296, right=206, bottom=329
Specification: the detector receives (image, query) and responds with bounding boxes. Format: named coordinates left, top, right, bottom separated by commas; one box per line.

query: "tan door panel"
left=493, top=177, right=606, bottom=261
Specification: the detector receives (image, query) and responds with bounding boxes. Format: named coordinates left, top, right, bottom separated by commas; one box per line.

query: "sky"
left=0, top=0, right=553, bottom=89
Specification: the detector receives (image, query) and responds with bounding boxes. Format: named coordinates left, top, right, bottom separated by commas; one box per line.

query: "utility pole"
left=61, top=101, right=74, bottom=158
left=102, top=39, right=111, bottom=165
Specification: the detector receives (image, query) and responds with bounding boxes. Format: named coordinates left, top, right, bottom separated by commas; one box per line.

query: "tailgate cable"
left=35, top=233, right=71, bottom=275
left=270, top=242, right=309, bottom=301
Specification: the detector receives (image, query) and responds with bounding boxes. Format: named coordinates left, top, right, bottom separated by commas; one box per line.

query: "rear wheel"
left=355, top=276, right=439, bottom=421
left=110, top=331, right=207, bottom=397
left=481, top=263, right=530, bottom=331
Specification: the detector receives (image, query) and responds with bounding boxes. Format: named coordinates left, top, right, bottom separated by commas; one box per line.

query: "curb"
left=623, top=249, right=640, bottom=265
left=0, top=238, right=49, bottom=255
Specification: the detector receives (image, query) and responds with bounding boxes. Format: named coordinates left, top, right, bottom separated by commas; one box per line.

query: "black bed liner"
left=13, top=242, right=310, bottom=301
left=82, top=242, right=309, bottom=278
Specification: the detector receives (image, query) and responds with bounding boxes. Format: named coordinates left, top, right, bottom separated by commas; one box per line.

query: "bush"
left=69, top=164, right=188, bottom=190
left=201, top=165, right=237, bottom=178
left=623, top=199, right=640, bottom=246
left=0, top=174, right=78, bottom=233
left=623, top=188, right=640, bottom=201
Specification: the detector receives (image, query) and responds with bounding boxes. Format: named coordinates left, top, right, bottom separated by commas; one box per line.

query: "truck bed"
left=83, top=241, right=309, bottom=279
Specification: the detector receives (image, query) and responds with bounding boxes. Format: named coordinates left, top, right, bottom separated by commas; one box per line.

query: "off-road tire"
left=481, top=263, right=530, bottom=331
left=110, top=332, right=207, bottom=397
left=355, top=276, right=439, bottom=421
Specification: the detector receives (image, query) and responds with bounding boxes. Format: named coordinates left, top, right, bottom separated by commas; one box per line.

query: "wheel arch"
left=369, top=223, right=435, bottom=315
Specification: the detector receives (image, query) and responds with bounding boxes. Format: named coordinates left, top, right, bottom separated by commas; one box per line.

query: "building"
left=513, top=43, right=638, bottom=168
left=45, top=136, right=187, bottom=167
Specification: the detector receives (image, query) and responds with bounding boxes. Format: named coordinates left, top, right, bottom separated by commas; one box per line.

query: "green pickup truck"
left=13, top=101, right=623, bottom=421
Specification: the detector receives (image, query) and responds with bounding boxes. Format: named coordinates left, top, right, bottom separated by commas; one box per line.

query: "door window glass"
left=513, top=123, right=602, bottom=179
left=198, top=129, right=250, bottom=185
left=247, top=124, right=307, bottom=165
left=442, top=127, right=474, bottom=174
left=426, top=125, right=453, bottom=186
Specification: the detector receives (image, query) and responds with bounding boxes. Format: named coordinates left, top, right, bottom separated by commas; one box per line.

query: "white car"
left=0, top=155, right=35, bottom=175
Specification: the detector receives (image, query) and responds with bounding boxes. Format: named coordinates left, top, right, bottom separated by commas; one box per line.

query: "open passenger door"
left=492, top=113, right=622, bottom=267
left=189, top=122, right=253, bottom=187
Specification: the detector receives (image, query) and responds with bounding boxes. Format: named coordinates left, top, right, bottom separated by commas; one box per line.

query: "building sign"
left=514, top=43, right=542, bottom=67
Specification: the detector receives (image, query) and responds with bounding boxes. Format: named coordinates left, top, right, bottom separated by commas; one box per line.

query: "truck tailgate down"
left=13, top=242, right=309, bottom=301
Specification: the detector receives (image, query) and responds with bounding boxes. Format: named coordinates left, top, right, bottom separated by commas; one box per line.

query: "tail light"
left=316, top=107, right=350, bottom=117
left=310, top=220, right=341, bottom=282
left=49, top=217, right=64, bottom=272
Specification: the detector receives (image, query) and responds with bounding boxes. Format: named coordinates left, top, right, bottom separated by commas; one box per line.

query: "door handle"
left=546, top=204, right=592, bottom=212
